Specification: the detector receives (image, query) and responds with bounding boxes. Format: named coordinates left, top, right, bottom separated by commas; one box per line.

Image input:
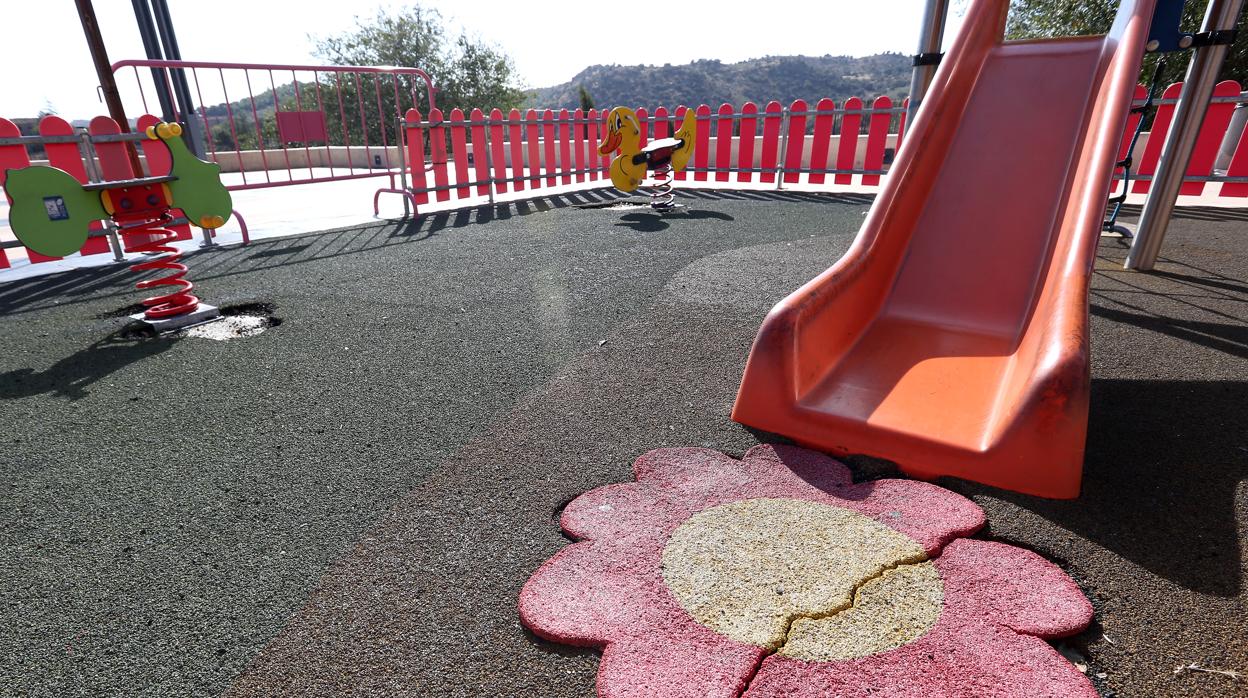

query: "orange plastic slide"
left=732, top=0, right=1157, bottom=498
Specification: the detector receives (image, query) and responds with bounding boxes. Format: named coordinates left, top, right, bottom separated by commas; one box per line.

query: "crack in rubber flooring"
left=0, top=190, right=1244, bottom=697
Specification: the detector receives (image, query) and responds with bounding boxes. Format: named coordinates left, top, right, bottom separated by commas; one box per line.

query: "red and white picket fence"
left=1118, top=79, right=1248, bottom=195
left=388, top=97, right=911, bottom=211
left=390, top=82, right=1248, bottom=212
left=4, top=80, right=1248, bottom=269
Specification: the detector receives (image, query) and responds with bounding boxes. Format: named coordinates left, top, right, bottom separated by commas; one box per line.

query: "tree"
left=308, top=6, right=526, bottom=158
left=576, top=85, right=595, bottom=138
left=1005, top=0, right=1248, bottom=89
left=313, top=6, right=526, bottom=113
left=439, top=35, right=527, bottom=112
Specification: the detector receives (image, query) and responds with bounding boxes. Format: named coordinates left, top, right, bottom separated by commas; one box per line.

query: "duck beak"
left=598, top=130, right=622, bottom=155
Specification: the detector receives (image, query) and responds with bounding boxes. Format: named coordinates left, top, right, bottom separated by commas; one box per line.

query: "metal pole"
left=131, top=0, right=177, bottom=122
left=74, top=0, right=143, bottom=174
left=148, top=0, right=207, bottom=158
left=78, top=130, right=127, bottom=262
left=396, top=116, right=411, bottom=216
left=482, top=118, right=496, bottom=205
left=906, top=0, right=950, bottom=127
left=775, top=107, right=790, bottom=190
left=1127, top=0, right=1246, bottom=270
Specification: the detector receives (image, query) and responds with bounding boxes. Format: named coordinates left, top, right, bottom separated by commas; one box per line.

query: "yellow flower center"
left=660, top=498, right=943, bottom=660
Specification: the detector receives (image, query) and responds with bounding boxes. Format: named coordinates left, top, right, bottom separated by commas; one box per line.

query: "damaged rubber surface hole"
left=110, top=302, right=282, bottom=341
left=660, top=498, right=942, bottom=661
left=180, top=303, right=282, bottom=341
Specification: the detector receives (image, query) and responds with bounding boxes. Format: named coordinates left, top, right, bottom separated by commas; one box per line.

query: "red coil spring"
left=123, top=214, right=200, bottom=320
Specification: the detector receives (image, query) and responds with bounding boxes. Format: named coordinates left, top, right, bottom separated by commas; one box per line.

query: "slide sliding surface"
left=732, top=0, right=1158, bottom=498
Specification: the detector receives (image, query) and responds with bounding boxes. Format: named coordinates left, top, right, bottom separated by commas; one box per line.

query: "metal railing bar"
left=268, top=69, right=294, bottom=175
left=292, top=70, right=315, bottom=180
left=0, top=135, right=80, bottom=145
left=395, top=163, right=904, bottom=193
left=223, top=170, right=401, bottom=191
left=682, top=165, right=892, bottom=175
left=244, top=69, right=273, bottom=183
left=217, top=66, right=246, bottom=186
left=1138, top=94, right=1248, bottom=106
left=1112, top=173, right=1248, bottom=182
left=314, top=70, right=334, bottom=179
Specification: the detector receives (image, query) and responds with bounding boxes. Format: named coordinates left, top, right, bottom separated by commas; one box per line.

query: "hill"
left=527, top=53, right=913, bottom=110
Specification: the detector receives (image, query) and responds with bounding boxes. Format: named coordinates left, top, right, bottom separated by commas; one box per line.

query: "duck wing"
left=670, top=109, right=697, bottom=172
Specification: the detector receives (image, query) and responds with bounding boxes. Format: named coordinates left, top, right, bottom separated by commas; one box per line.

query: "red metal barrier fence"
left=110, top=59, right=437, bottom=191
left=4, top=81, right=1248, bottom=268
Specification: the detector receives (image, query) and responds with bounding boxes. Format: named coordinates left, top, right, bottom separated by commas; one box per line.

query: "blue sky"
left=4, top=1, right=965, bottom=118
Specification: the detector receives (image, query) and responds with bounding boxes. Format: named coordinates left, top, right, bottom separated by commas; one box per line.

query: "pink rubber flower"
left=520, top=445, right=1096, bottom=698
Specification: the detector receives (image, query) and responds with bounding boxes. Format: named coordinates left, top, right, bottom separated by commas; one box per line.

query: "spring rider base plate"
left=130, top=303, right=222, bottom=333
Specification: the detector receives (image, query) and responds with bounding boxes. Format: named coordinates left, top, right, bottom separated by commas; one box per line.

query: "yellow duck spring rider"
left=598, top=107, right=695, bottom=211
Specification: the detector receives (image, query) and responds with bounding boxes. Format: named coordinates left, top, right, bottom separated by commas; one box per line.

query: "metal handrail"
left=111, top=59, right=438, bottom=112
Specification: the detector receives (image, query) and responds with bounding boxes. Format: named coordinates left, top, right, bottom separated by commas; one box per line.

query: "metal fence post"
left=77, top=129, right=127, bottom=262
left=396, top=116, right=410, bottom=217
left=1126, top=0, right=1246, bottom=270
left=482, top=115, right=496, bottom=205
left=776, top=106, right=791, bottom=190
left=146, top=0, right=207, bottom=158
left=906, top=0, right=951, bottom=127
left=103, top=221, right=126, bottom=261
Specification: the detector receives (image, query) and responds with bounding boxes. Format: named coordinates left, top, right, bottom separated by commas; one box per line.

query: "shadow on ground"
left=0, top=188, right=863, bottom=317
left=614, top=209, right=736, bottom=232
left=1090, top=303, right=1247, bottom=359
left=0, top=329, right=177, bottom=400
left=959, top=378, right=1247, bottom=597
left=948, top=236, right=1248, bottom=597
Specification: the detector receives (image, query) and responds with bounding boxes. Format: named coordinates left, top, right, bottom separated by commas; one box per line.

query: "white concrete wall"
left=210, top=145, right=405, bottom=173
